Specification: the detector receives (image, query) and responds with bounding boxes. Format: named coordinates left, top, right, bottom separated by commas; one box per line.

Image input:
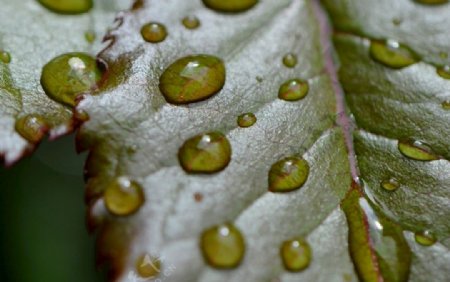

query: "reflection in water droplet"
left=41, top=52, right=103, bottom=107
left=202, top=0, right=258, bottom=13
left=237, top=113, right=256, bottom=128
left=159, top=54, right=225, bottom=104
left=370, top=40, right=418, bottom=69
left=381, top=178, right=400, bottom=191
left=415, top=0, right=448, bottom=4
left=84, top=31, right=96, bottom=43
left=282, top=53, right=297, bottom=68
left=200, top=223, right=245, bottom=268
left=414, top=230, right=437, bottom=246
left=398, top=140, right=439, bottom=161
left=269, top=157, right=309, bottom=193
left=178, top=132, right=231, bottom=173
left=104, top=176, right=145, bottom=216
left=442, top=100, right=450, bottom=110
left=37, top=0, right=93, bottom=14
left=15, top=114, right=47, bottom=143
left=136, top=254, right=161, bottom=278
left=437, top=65, right=450, bottom=79
left=278, top=79, right=309, bottom=101
left=182, top=16, right=201, bottom=29
left=280, top=238, right=311, bottom=272
left=141, top=22, right=167, bottom=43
left=0, top=50, right=11, bottom=64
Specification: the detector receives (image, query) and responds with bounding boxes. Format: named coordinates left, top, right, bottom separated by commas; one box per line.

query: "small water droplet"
left=237, top=113, right=256, bottom=128
left=437, top=65, right=450, bottom=79
left=37, top=0, right=93, bottom=14
left=41, top=52, right=103, bottom=107
left=159, top=54, right=225, bottom=104
left=84, top=30, right=96, bottom=43
left=202, top=0, right=258, bottom=13
left=442, top=100, right=450, bottom=110
left=278, top=79, right=309, bottom=101
left=0, top=50, right=11, bottom=64
left=280, top=238, right=312, bottom=272
left=370, top=40, right=418, bottom=69
left=414, top=230, right=437, bottom=246
left=381, top=178, right=400, bottom=191
left=398, top=140, right=439, bottom=161
left=136, top=254, right=161, bottom=278
left=104, top=176, right=145, bottom=216
left=200, top=223, right=245, bottom=268
left=178, top=132, right=231, bottom=173
left=392, top=18, right=402, bottom=25
left=15, top=114, right=47, bottom=143
left=182, top=16, right=201, bottom=29
left=415, top=0, right=448, bottom=5
left=282, top=53, right=297, bottom=68
left=256, top=76, right=263, bottom=82
left=141, top=22, right=167, bottom=43
left=269, top=157, right=310, bottom=193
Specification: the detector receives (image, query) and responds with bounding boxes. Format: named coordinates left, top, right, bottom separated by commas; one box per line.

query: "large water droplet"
left=398, top=140, right=439, bottom=161
left=0, top=50, right=11, bottom=64
left=278, top=79, right=309, bottom=101
left=37, top=0, right=93, bottom=14
left=41, top=53, right=103, bottom=107
left=202, top=0, right=258, bottom=13
left=104, top=176, right=145, bottom=216
left=178, top=132, right=231, bottom=173
left=282, top=53, right=297, bottom=68
left=159, top=55, right=225, bottom=104
left=200, top=223, right=245, bottom=268
left=136, top=254, right=161, bottom=279
left=15, top=114, right=47, bottom=143
left=182, top=16, right=201, bottom=29
left=269, top=157, right=310, bottom=193
left=381, top=177, right=400, bottom=191
left=237, top=113, right=256, bottom=128
left=415, top=0, right=448, bottom=4
left=370, top=40, right=418, bottom=69
left=141, top=22, right=167, bottom=43
left=414, top=230, right=437, bottom=246
left=280, top=238, right=312, bottom=272
left=437, top=65, right=450, bottom=79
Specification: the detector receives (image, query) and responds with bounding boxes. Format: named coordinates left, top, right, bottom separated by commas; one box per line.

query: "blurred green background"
left=0, top=134, right=104, bottom=282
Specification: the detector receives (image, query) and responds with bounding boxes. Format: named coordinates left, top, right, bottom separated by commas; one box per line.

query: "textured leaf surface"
left=0, top=0, right=131, bottom=164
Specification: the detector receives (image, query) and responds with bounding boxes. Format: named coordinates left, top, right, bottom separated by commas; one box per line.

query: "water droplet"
left=141, top=22, right=167, bottom=43
left=278, top=79, right=309, bottom=101
left=84, top=30, right=96, bottom=43
left=159, top=54, right=226, bottom=104
left=437, top=65, right=450, bottom=79
left=37, top=0, right=93, bottom=14
left=237, top=113, right=256, bottom=128
left=392, top=18, right=402, bottom=25
left=282, top=53, right=297, bottom=68
left=256, top=76, right=263, bottom=82
left=415, top=0, right=448, bottom=5
left=0, top=50, right=11, bottom=64
left=202, top=0, right=258, bottom=13
left=381, top=178, right=400, bottom=191
left=398, top=140, right=439, bottom=161
left=414, top=230, right=437, bottom=246
left=280, top=238, right=311, bottom=272
left=104, top=176, right=145, bottom=216
left=178, top=132, right=231, bottom=173
left=369, top=40, right=418, bottom=69
left=41, top=52, right=103, bottom=107
left=269, top=157, right=310, bottom=193
left=136, top=254, right=161, bottom=278
left=442, top=100, right=450, bottom=110
left=15, top=114, right=47, bottom=143
left=182, top=16, right=201, bottom=29
left=200, top=223, right=245, bottom=268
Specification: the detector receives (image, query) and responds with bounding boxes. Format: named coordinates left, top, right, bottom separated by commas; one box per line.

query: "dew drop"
left=202, top=0, right=258, bottom=13
left=104, top=176, right=145, bottom=216
left=282, top=53, right=297, bottom=68
left=41, top=52, right=103, bottom=107
left=280, top=238, right=312, bottom=272
left=414, top=230, right=437, bottom=246
left=182, top=15, right=201, bottom=29
left=437, top=65, right=450, bottom=79
left=15, top=114, right=47, bottom=143
left=269, top=157, right=310, bottom=193
left=136, top=254, right=161, bottom=279
left=200, top=223, right=245, bottom=268
left=398, top=140, right=439, bottom=161
left=237, top=113, right=256, bottom=128
left=141, top=22, right=167, bottom=43
left=178, top=132, right=231, bottom=173
left=159, top=54, right=225, bottom=104
left=278, top=79, right=309, bottom=101
left=381, top=178, right=400, bottom=191
left=0, top=50, right=11, bottom=64
left=369, top=40, right=418, bottom=69
left=442, top=100, right=450, bottom=110
left=37, top=0, right=93, bottom=14
left=84, top=30, right=96, bottom=43
left=415, top=0, right=448, bottom=4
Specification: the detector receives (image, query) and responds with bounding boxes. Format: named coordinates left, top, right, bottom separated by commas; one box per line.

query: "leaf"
left=0, top=0, right=132, bottom=165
